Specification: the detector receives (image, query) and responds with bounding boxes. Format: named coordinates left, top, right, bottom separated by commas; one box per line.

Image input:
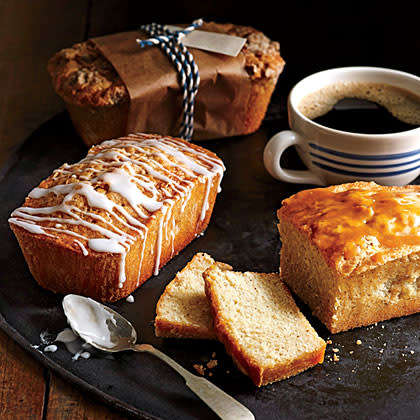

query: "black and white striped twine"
left=137, top=19, right=203, bottom=141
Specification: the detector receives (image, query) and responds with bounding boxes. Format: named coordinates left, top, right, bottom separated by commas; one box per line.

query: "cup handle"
left=263, top=130, right=324, bottom=185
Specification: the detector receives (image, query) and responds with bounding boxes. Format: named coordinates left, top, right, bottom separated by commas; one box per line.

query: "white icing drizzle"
left=43, top=344, right=58, bottom=353
left=73, top=239, right=89, bottom=256
left=126, top=294, right=135, bottom=303
left=9, top=135, right=225, bottom=288
left=56, top=328, right=78, bottom=343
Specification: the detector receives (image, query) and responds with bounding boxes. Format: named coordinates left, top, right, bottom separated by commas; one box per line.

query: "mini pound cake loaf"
left=9, top=133, right=224, bottom=302
left=47, top=21, right=285, bottom=146
left=203, top=265, right=326, bottom=386
left=155, top=252, right=231, bottom=339
left=277, top=181, right=420, bottom=333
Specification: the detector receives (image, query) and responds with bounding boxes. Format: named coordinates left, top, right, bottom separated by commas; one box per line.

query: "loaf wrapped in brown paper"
left=47, top=22, right=285, bottom=146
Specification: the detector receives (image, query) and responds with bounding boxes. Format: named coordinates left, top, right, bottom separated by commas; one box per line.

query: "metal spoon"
left=62, top=294, right=254, bottom=420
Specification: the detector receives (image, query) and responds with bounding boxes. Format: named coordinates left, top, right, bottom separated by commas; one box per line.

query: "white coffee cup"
left=263, top=66, right=420, bottom=186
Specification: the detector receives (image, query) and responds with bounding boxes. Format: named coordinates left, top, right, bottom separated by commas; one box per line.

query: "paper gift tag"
left=165, top=25, right=246, bottom=57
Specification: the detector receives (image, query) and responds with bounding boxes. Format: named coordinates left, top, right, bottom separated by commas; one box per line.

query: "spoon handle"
left=134, top=344, right=255, bottom=420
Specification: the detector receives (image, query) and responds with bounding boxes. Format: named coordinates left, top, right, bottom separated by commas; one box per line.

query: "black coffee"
left=298, top=81, right=420, bottom=135
left=313, top=98, right=418, bottom=134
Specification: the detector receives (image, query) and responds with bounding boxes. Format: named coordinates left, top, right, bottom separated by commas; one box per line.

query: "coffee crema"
left=297, top=81, right=420, bottom=134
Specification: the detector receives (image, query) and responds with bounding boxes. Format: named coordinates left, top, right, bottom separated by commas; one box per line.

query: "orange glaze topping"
left=278, top=182, right=420, bottom=273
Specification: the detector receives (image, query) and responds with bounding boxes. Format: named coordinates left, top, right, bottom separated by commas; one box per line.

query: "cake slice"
left=277, top=181, right=420, bottom=333
left=155, top=253, right=232, bottom=339
left=203, top=264, right=326, bottom=387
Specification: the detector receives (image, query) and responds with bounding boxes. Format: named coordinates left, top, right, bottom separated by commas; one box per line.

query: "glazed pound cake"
left=47, top=21, right=285, bottom=146
left=9, top=133, right=225, bottom=302
left=203, top=265, right=326, bottom=386
left=277, top=181, right=420, bottom=333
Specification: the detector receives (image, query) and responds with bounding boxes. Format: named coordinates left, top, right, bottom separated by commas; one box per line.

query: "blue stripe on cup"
left=311, top=161, right=420, bottom=177
left=309, top=143, right=420, bottom=161
left=308, top=143, right=420, bottom=178
left=309, top=152, right=420, bottom=169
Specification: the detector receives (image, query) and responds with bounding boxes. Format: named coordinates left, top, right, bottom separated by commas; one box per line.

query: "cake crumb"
left=207, top=359, right=218, bottom=369
left=356, top=339, right=362, bottom=345
left=326, top=339, right=332, bottom=345
left=332, top=348, right=339, bottom=353
left=193, top=364, right=206, bottom=376
left=333, top=354, right=340, bottom=362
left=211, top=352, right=216, bottom=358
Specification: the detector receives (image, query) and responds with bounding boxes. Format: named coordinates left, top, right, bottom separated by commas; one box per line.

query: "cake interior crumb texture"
left=155, top=252, right=231, bottom=339
left=204, top=265, right=326, bottom=386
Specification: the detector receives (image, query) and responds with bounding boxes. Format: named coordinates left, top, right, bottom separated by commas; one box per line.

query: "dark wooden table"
left=0, top=328, right=133, bottom=419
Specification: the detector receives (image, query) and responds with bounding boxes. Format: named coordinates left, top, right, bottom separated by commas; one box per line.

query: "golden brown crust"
left=200, top=22, right=284, bottom=82
left=278, top=181, right=420, bottom=333
left=278, top=181, right=420, bottom=276
left=154, top=319, right=217, bottom=340
left=47, top=21, right=285, bottom=145
left=9, top=133, right=224, bottom=302
left=47, top=40, right=129, bottom=107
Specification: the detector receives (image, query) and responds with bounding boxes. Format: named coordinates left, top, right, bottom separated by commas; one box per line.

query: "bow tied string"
left=137, top=19, right=203, bottom=141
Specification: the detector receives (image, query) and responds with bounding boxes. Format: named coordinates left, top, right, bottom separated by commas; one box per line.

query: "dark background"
left=1, top=0, right=420, bottom=172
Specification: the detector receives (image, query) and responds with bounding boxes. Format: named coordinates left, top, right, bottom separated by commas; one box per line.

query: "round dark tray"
left=1, top=111, right=420, bottom=420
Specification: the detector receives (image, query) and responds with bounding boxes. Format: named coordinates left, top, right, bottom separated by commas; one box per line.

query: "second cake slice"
left=203, top=264, right=326, bottom=387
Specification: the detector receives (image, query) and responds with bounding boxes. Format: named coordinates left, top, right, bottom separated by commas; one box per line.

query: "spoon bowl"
left=63, top=294, right=137, bottom=352
left=62, top=294, right=254, bottom=420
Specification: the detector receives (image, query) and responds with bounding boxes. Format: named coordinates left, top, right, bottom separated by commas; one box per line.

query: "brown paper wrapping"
left=92, top=30, right=252, bottom=140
